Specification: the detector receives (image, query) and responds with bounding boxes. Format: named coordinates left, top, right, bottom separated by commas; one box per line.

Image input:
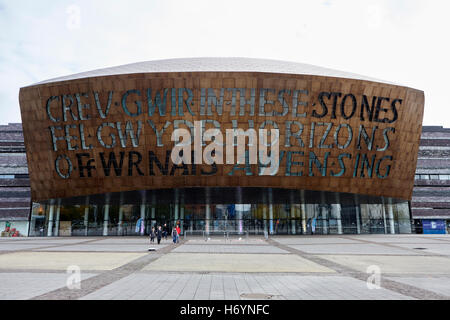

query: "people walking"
left=311, top=217, right=316, bottom=235
left=163, top=223, right=168, bottom=241
left=156, top=226, right=163, bottom=244
left=135, top=218, right=142, bottom=234
left=172, top=226, right=177, bottom=244
left=176, top=224, right=181, bottom=243
left=150, top=226, right=155, bottom=243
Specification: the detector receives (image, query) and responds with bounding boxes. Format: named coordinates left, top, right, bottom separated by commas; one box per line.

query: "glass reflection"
left=30, top=200, right=413, bottom=236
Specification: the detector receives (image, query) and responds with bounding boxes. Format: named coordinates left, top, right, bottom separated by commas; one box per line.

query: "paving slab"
left=0, top=238, right=96, bottom=244
left=320, top=255, right=450, bottom=274
left=287, top=243, right=418, bottom=255
left=272, top=236, right=361, bottom=245
left=80, top=272, right=411, bottom=300
left=0, top=235, right=449, bottom=300
left=0, top=252, right=147, bottom=271
left=0, top=272, right=96, bottom=300
left=391, top=243, right=450, bottom=256
left=94, top=238, right=162, bottom=245
left=430, top=236, right=450, bottom=242
left=0, top=244, right=58, bottom=251
left=386, top=276, right=450, bottom=297
left=173, top=244, right=288, bottom=254
left=346, top=235, right=450, bottom=244
left=36, top=244, right=168, bottom=252
left=143, top=253, right=335, bottom=273
left=185, top=238, right=268, bottom=245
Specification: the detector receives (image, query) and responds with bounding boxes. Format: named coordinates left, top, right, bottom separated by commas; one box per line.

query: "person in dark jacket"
left=156, top=226, right=163, bottom=244
left=172, top=226, right=178, bottom=244
left=150, top=226, right=156, bottom=243
left=163, top=223, right=168, bottom=240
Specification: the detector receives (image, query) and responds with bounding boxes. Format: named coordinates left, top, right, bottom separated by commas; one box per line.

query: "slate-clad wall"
left=412, top=126, right=450, bottom=219
left=0, top=123, right=31, bottom=224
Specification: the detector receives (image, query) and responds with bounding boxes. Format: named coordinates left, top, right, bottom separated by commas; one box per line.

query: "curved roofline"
left=31, top=57, right=398, bottom=86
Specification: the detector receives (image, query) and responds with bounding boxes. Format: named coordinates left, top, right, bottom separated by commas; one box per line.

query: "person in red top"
left=175, top=225, right=181, bottom=243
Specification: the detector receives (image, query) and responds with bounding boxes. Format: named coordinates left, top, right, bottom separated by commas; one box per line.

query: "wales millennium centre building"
left=9, top=57, right=430, bottom=237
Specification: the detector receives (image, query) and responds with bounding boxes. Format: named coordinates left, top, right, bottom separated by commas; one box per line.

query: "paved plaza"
left=0, top=234, right=449, bottom=300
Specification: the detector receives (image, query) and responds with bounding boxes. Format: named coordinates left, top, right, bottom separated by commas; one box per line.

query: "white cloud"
left=0, top=0, right=449, bottom=126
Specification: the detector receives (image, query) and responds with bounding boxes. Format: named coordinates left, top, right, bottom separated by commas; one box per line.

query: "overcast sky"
left=1, top=0, right=449, bottom=126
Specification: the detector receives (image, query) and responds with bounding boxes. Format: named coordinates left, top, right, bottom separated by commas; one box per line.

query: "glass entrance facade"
left=28, top=198, right=414, bottom=236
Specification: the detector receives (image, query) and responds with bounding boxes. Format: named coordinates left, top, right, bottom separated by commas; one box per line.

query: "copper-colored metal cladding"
left=18, top=58, right=424, bottom=202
